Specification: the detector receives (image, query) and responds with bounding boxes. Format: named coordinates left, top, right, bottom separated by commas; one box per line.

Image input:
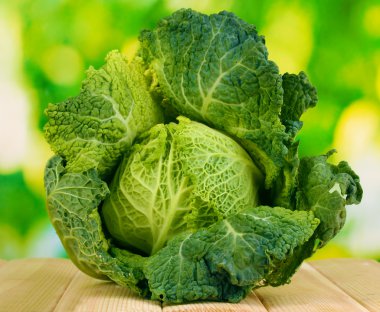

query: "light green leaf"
left=102, top=117, right=263, bottom=255
left=44, top=51, right=164, bottom=179
left=44, top=156, right=148, bottom=294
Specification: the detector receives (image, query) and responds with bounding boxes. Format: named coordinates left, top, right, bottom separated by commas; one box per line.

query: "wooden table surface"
left=0, top=258, right=379, bottom=312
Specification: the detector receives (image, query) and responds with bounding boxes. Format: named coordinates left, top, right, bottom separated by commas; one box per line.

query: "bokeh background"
left=1, top=0, right=379, bottom=260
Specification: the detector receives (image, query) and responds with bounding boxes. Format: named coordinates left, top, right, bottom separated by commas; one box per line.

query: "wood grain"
left=254, top=262, right=369, bottom=312
left=310, top=258, right=380, bottom=312
left=0, top=258, right=77, bottom=312
left=0, top=258, right=378, bottom=311
left=163, top=292, right=267, bottom=312
left=54, top=271, right=162, bottom=312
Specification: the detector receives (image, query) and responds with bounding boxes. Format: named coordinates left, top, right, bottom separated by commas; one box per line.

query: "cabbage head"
left=43, top=9, right=362, bottom=303
left=102, top=117, right=263, bottom=255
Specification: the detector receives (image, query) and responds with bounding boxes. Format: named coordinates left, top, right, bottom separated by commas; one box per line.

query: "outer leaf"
left=44, top=156, right=320, bottom=304
left=144, top=206, right=319, bottom=303
left=266, top=231, right=317, bottom=286
left=139, top=9, right=288, bottom=188
left=44, top=51, right=163, bottom=179
left=101, top=117, right=263, bottom=255
left=269, top=72, right=317, bottom=208
left=296, top=151, right=363, bottom=246
left=269, top=141, right=300, bottom=209
left=280, top=71, right=318, bottom=138
left=44, top=156, right=148, bottom=295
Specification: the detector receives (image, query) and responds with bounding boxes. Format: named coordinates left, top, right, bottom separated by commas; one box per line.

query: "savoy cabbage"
left=44, top=9, right=362, bottom=303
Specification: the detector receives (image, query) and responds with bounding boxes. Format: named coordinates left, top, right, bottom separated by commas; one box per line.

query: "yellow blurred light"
left=0, top=6, right=22, bottom=79
left=333, top=99, right=380, bottom=162
left=166, top=0, right=233, bottom=14
left=73, top=3, right=117, bottom=60
left=333, top=101, right=380, bottom=257
left=18, top=86, right=53, bottom=197
left=262, top=4, right=313, bottom=73
left=0, top=82, right=29, bottom=173
left=364, top=5, right=380, bottom=37
left=122, top=38, right=140, bottom=61
left=22, top=130, right=53, bottom=198
left=41, top=45, right=84, bottom=86
left=0, top=6, right=29, bottom=173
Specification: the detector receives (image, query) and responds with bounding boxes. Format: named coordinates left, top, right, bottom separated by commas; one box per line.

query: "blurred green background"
left=1, top=0, right=379, bottom=260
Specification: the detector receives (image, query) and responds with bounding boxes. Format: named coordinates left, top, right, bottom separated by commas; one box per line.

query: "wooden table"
left=0, top=258, right=379, bottom=311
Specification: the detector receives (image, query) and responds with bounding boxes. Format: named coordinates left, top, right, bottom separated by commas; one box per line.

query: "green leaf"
left=281, top=71, right=318, bottom=137
left=268, top=72, right=317, bottom=209
left=269, top=141, right=300, bottom=209
left=139, top=9, right=288, bottom=188
left=44, top=51, right=164, bottom=179
left=144, top=206, right=319, bottom=303
left=44, top=156, right=148, bottom=294
left=44, top=157, right=320, bottom=303
left=296, top=151, right=363, bottom=246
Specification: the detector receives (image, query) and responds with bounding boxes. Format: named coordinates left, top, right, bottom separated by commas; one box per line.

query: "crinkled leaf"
left=44, top=157, right=319, bottom=304
left=144, top=206, right=319, bottom=303
left=102, top=117, right=262, bottom=256
left=267, top=72, right=317, bottom=208
left=44, top=51, right=163, bottom=179
left=281, top=71, right=317, bottom=137
left=42, top=8, right=363, bottom=306
left=266, top=231, right=318, bottom=286
left=44, top=156, right=148, bottom=295
left=139, top=9, right=288, bottom=188
left=269, top=141, right=300, bottom=209
left=296, top=151, right=363, bottom=246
